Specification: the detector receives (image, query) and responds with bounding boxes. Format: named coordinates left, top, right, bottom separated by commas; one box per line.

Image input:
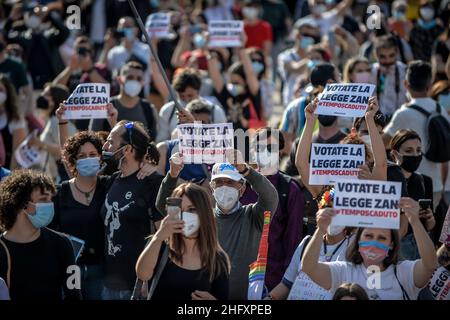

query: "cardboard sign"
left=429, top=267, right=450, bottom=300
left=439, top=207, right=450, bottom=244
left=15, top=132, right=43, bottom=169
left=178, top=122, right=234, bottom=164
left=145, top=13, right=171, bottom=39
left=315, top=83, right=376, bottom=117
left=62, top=83, right=109, bottom=120
left=208, top=20, right=243, bottom=47
left=332, top=180, right=402, bottom=229
left=309, top=143, right=364, bottom=185
left=288, top=272, right=332, bottom=300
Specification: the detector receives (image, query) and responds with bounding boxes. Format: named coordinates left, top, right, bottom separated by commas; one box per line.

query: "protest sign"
left=178, top=122, right=234, bottom=164
left=428, top=267, right=450, bottom=300
left=62, top=83, right=109, bottom=120
left=208, top=20, right=243, bottom=47
left=332, top=180, right=402, bottom=229
left=440, top=207, right=450, bottom=244
left=145, top=13, right=171, bottom=39
left=315, top=83, right=376, bottom=117
left=15, top=132, right=43, bottom=169
left=287, top=272, right=332, bottom=300
left=309, top=143, right=364, bottom=185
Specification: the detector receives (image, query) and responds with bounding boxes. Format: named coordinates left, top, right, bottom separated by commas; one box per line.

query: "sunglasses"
left=124, top=122, right=134, bottom=147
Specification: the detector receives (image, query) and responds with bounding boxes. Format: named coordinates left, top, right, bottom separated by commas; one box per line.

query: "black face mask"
left=36, top=96, right=49, bottom=109
left=400, top=154, right=422, bottom=173
left=318, top=115, right=337, bottom=127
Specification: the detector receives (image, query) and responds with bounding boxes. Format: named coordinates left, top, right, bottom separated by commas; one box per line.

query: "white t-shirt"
left=277, top=48, right=304, bottom=105
left=328, top=260, right=422, bottom=300
left=283, top=235, right=352, bottom=300
left=299, top=11, right=342, bottom=36
left=385, top=97, right=450, bottom=193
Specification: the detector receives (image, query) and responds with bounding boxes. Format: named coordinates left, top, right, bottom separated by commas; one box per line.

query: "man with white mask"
left=92, top=61, right=158, bottom=141
left=241, top=128, right=305, bottom=292
left=211, top=150, right=278, bottom=299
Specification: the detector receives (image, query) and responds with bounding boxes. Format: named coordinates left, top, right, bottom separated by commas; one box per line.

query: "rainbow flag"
left=248, top=211, right=271, bottom=300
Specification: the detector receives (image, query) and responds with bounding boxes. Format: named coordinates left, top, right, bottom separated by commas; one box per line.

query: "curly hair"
left=0, top=170, right=55, bottom=231
left=62, top=131, right=104, bottom=176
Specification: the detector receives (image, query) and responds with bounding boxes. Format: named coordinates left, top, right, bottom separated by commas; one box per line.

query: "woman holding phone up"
left=136, top=154, right=230, bottom=300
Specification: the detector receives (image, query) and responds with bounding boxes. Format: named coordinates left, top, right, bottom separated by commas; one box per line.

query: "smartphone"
left=113, top=29, right=125, bottom=40
left=166, top=197, right=182, bottom=219
left=68, top=235, right=85, bottom=261
left=77, top=47, right=90, bottom=57
left=419, top=199, right=432, bottom=210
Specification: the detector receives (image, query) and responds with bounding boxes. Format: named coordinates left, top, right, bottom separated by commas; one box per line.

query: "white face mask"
left=256, top=151, right=279, bottom=175
left=182, top=211, right=200, bottom=237
left=124, top=80, right=142, bottom=97
left=313, top=4, right=327, bottom=15
left=327, top=225, right=345, bottom=236
left=242, top=7, right=259, bottom=20
left=25, top=14, right=41, bottom=30
left=213, top=186, right=240, bottom=211
left=420, top=7, right=434, bottom=21
left=0, top=92, right=7, bottom=105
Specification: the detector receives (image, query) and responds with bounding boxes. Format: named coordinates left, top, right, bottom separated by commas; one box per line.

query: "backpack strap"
left=394, top=264, right=410, bottom=300
left=408, top=104, right=431, bottom=117
left=0, top=235, right=11, bottom=288
left=299, top=235, right=312, bottom=261
left=148, top=242, right=170, bottom=300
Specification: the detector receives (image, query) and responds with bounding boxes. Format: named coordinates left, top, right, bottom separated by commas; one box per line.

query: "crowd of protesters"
left=0, top=0, right=449, bottom=301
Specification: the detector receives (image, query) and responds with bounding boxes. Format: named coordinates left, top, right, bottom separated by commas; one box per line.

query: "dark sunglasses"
left=125, top=122, right=134, bottom=147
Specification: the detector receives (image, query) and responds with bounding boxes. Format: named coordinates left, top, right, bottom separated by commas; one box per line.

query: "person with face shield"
left=136, top=160, right=231, bottom=300
left=100, top=121, right=164, bottom=300
left=410, top=0, right=445, bottom=62
left=92, top=62, right=158, bottom=141
left=0, top=169, right=81, bottom=300
left=301, top=199, right=438, bottom=300
left=240, top=128, right=305, bottom=291
left=157, top=68, right=226, bottom=143
left=390, top=129, right=436, bottom=260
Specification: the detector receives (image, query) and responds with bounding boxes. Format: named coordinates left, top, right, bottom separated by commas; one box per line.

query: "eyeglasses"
left=124, top=122, right=134, bottom=147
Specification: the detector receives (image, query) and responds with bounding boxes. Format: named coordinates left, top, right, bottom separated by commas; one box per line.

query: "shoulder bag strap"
left=0, top=236, right=11, bottom=288
left=148, top=242, right=170, bottom=300
left=394, top=264, right=410, bottom=300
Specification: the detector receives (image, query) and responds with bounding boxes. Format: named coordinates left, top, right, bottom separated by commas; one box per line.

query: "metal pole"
left=126, top=0, right=182, bottom=111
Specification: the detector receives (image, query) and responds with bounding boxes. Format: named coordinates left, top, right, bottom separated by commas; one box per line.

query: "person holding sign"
left=136, top=161, right=231, bottom=300
left=301, top=198, right=438, bottom=300
left=296, top=92, right=387, bottom=199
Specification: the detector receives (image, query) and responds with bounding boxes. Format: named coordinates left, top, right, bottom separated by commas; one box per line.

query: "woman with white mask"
left=137, top=156, right=231, bottom=300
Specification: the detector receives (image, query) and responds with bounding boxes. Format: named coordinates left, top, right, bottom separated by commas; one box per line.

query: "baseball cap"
left=211, top=163, right=243, bottom=182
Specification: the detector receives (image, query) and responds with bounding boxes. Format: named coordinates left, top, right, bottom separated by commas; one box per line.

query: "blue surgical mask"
left=307, top=59, right=321, bottom=69
left=300, top=36, right=315, bottom=49
left=418, top=18, right=436, bottom=30
left=251, top=61, right=264, bottom=75
left=26, top=202, right=55, bottom=229
left=226, top=83, right=245, bottom=97
left=193, top=33, right=206, bottom=48
left=438, top=93, right=450, bottom=109
left=123, top=28, right=135, bottom=41
left=76, top=157, right=100, bottom=177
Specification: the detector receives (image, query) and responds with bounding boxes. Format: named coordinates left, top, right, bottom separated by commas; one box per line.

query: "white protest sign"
left=428, top=267, right=450, bottom=300
left=288, top=272, right=332, bottom=300
left=332, top=180, right=402, bottom=229
left=439, top=207, right=450, bottom=244
left=315, top=83, right=376, bottom=117
left=15, top=133, right=43, bottom=169
left=309, top=143, right=364, bottom=185
left=62, top=83, right=109, bottom=120
left=145, top=13, right=171, bottom=39
left=208, top=20, right=243, bottom=47
left=178, top=122, right=234, bottom=164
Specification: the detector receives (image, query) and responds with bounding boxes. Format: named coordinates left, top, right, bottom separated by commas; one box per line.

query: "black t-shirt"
left=101, top=171, right=164, bottom=290
left=433, top=40, right=450, bottom=81
left=387, top=162, right=408, bottom=197
left=214, top=87, right=263, bottom=130
left=405, top=172, right=433, bottom=235
left=152, top=259, right=229, bottom=300
left=51, top=176, right=110, bottom=266
left=0, top=228, right=81, bottom=300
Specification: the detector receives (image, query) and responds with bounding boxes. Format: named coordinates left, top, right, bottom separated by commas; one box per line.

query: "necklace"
left=73, top=179, right=96, bottom=203
left=323, top=236, right=347, bottom=262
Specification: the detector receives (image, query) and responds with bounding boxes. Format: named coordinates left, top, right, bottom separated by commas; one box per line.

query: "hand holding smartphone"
left=166, top=197, right=182, bottom=220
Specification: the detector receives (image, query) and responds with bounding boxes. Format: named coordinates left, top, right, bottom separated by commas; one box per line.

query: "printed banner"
left=440, top=207, right=450, bottom=244
left=309, top=143, right=365, bottom=185
left=429, top=267, right=450, bottom=300
left=208, top=20, right=243, bottom=47
left=146, top=13, right=171, bottom=39
left=178, top=122, right=234, bottom=164
left=62, top=83, right=109, bottom=120
left=315, top=83, right=376, bottom=117
left=332, top=180, right=402, bottom=229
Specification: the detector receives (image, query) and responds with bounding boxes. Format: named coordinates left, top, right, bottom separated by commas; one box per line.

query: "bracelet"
left=238, top=165, right=249, bottom=175
left=58, top=121, right=68, bottom=125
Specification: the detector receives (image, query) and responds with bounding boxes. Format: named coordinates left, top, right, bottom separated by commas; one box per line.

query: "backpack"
left=409, top=104, right=450, bottom=162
